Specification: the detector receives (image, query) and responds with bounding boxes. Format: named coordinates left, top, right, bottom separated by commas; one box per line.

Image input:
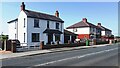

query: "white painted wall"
left=18, top=10, right=27, bottom=46
left=66, top=27, right=90, bottom=34
left=61, top=23, right=64, bottom=43
left=9, top=10, right=64, bottom=46
left=102, top=30, right=112, bottom=36
left=102, top=31, right=105, bottom=36
left=27, top=18, right=64, bottom=46
left=27, top=18, right=47, bottom=46
left=8, top=21, right=18, bottom=39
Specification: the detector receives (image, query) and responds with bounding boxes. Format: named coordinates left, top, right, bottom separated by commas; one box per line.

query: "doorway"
left=48, top=34, right=53, bottom=44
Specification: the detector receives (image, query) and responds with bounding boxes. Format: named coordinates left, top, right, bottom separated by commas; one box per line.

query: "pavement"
left=0, top=43, right=115, bottom=60
left=2, top=43, right=119, bottom=67
left=0, top=51, right=12, bottom=54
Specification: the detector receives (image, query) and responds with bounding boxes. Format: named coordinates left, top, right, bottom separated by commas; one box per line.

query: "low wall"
left=42, top=43, right=86, bottom=49
left=96, top=41, right=109, bottom=45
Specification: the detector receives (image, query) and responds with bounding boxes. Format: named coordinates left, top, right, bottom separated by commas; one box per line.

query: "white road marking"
left=31, top=47, right=118, bottom=67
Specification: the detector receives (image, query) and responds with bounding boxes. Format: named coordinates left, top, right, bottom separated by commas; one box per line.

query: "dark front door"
left=48, top=34, right=53, bottom=44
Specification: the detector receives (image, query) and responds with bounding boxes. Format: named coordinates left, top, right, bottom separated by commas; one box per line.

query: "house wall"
left=66, top=27, right=99, bottom=39
left=8, top=21, right=18, bottom=39
left=105, top=31, right=111, bottom=36
left=27, top=18, right=64, bottom=46
left=27, top=18, right=47, bottom=46
left=66, top=27, right=90, bottom=34
left=78, top=34, right=90, bottom=39
left=61, top=23, right=64, bottom=44
left=66, top=27, right=90, bottom=39
left=96, top=28, right=101, bottom=35
left=102, top=31, right=105, bottom=36
left=18, top=11, right=27, bottom=46
left=90, top=27, right=96, bottom=38
left=90, top=27, right=96, bottom=34
left=9, top=10, right=64, bottom=46
left=102, top=30, right=112, bottom=37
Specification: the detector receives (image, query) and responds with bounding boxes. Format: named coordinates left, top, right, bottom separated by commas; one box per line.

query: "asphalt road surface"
left=1, top=44, right=119, bottom=68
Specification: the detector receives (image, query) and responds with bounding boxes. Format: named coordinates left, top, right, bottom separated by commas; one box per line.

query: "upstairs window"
left=73, top=28, right=77, bottom=32
left=34, top=19, right=39, bottom=28
left=56, top=23, right=59, bottom=29
left=24, top=18, right=25, bottom=27
left=47, top=21, right=49, bottom=28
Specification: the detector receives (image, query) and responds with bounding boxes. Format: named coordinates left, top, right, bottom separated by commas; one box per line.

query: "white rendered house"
left=66, top=18, right=112, bottom=40
left=97, top=23, right=112, bottom=37
left=8, top=2, right=64, bottom=46
left=66, top=18, right=99, bottom=39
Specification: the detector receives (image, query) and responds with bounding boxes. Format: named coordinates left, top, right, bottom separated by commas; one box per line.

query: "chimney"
left=97, top=23, right=101, bottom=26
left=21, top=2, right=25, bottom=11
left=55, top=10, right=59, bottom=17
left=82, top=18, right=87, bottom=23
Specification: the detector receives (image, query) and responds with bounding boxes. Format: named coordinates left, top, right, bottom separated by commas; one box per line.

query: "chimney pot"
left=55, top=10, right=59, bottom=17
left=97, top=23, right=101, bottom=26
left=21, top=2, right=25, bottom=11
left=82, top=18, right=87, bottom=23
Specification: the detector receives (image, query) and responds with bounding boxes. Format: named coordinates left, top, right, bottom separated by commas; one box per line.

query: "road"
left=2, top=44, right=119, bottom=68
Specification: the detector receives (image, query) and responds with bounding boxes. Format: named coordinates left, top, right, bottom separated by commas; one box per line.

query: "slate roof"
left=66, top=21, right=97, bottom=29
left=43, top=29, right=62, bottom=34
left=97, top=25, right=112, bottom=32
left=7, top=18, right=18, bottom=23
left=24, top=10, right=64, bottom=23
left=64, top=29, right=77, bottom=36
left=7, top=9, right=64, bottom=23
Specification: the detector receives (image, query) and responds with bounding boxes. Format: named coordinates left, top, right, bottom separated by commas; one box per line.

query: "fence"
left=16, top=42, right=40, bottom=52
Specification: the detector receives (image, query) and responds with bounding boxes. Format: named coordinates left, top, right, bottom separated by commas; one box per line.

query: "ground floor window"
left=55, top=34, right=60, bottom=41
left=32, top=33, right=40, bottom=42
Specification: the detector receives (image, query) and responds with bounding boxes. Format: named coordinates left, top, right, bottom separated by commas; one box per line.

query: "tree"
left=0, top=35, right=8, bottom=41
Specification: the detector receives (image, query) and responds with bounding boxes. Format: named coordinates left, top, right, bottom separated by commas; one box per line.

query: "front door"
left=48, top=34, right=53, bottom=44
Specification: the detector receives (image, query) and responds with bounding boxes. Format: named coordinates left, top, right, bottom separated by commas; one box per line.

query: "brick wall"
left=78, top=34, right=90, bottom=39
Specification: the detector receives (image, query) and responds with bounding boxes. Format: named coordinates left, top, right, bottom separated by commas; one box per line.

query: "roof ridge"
left=7, top=18, right=18, bottom=23
left=25, top=9, right=58, bottom=18
left=24, top=9, right=64, bottom=22
left=88, top=22, right=96, bottom=26
left=101, top=25, right=111, bottom=31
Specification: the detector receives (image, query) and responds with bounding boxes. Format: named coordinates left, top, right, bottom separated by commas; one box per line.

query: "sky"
left=0, top=2, right=119, bottom=36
